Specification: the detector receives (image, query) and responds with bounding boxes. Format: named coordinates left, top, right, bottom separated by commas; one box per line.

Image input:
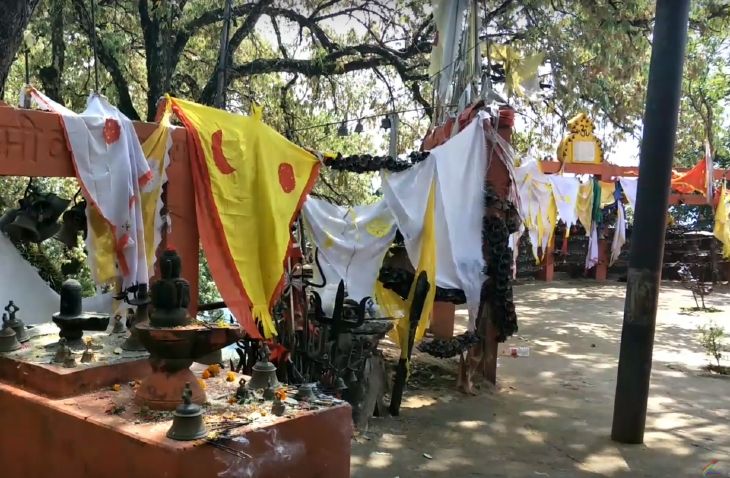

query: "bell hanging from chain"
left=248, top=344, right=280, bottom=390
left=3, top=210, right=42, bottom=242
left=166, top=383, right=207, bottom=441
left=55, top=201, right=87, bottom=248
left=337, top=121, right=349, bottom=137
left=0, top=314, right=22, bottom=353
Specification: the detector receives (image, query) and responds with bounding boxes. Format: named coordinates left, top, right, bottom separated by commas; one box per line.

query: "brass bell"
left=294, top=383, right=317, bottom=402
left=271, top=394, right=286, bottom=416
left=0, top=314, right=21, bottom=353
left=55, top=201, right=87, bottom=248
left=110, top=315, right=126, bottom=334
left=81, top=342, right=95, bottom=363
left=0, top=208, right=19, bottom=232
left=345, top=369, right=358, bottom=384
left=4, top=301, right=29, bottom=343
left=32, top=192, right=71, bottom=224
left=334, top=377, right=348, bottom=391
left=4, top=210, right=42, bottom=242
left=167, top=383, right=207, bottom=441
left=248, top=345, right=280, bottom=390
left=53, top=338, right=70, bottom=363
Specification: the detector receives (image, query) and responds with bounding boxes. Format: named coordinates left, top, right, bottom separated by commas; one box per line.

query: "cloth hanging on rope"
left=23, top=87, right=153, bottom=289
left=576, top=180, right=594, bottom=234
left=714, top=183, right=730, bottom=259
left=547, top=176, right=581, bottom=232
left=585, top=223, right=599, bottom=270
left=610, top=202, right=627, bottom=266
left=619, top=177, right=638, bottom=210
left=514, top=159, right=557, bottom=263
left=302, top=197, right=396, bottom=302
left=431, top=112, right=489, bottom=323
left=599, top=180, right=617, bottom=207
left=169, top=97, right=320, bottom=339
left=376, top=178, right=437, bottom=359
left=382, top=114, right=490, bottom=327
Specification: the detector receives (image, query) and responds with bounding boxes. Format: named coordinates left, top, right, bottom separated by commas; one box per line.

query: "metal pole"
left=215, top=0, right=232, bottom=108
left=611, top=0, right=690, bottom=444
left=388, top=113, right=399, bottom=158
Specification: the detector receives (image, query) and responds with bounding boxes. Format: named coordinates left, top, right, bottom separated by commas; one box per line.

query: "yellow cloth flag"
left=487, top=44, right=544, bottom=97
left=576, top=181, right=594, bottom=234
left=714, top=184, right=730, bottom=259
left=169, top=97, right=320, bottom=339
left=599, top=181, right=616, bottom=207
left=86, top=107, right=172, bottom=287
left=376, top=180, right=437, bottom=359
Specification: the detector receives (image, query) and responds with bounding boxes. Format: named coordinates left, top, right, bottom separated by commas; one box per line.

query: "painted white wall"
left=0, top=234, right=112, bottom=325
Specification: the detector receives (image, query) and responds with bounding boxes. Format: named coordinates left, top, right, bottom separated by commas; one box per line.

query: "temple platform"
left=0, top=326, right=352, bottom=478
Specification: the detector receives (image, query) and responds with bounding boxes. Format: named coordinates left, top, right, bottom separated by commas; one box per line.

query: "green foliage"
left=698, top=322, right=728, bottom=367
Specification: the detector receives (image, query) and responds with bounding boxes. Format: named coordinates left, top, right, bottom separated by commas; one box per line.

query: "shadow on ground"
left=351, top=281, right=730, bottom=477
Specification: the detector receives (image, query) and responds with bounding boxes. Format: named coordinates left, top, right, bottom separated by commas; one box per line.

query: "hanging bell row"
left=0, top=190, right=86, bottom=247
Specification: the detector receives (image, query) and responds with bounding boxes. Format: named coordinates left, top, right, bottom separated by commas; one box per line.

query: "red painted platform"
left=0, top=382, right=351, bottom=478
left=0, top=353, right=352, bottom=478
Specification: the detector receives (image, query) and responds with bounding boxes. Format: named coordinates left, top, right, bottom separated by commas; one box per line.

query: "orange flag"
left=170, top=97, right=320, bottom=338
left=671, top=156, right=708, bottom=195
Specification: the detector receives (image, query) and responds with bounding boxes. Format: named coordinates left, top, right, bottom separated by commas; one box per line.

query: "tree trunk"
left=0, top=0, right=41, bottom=100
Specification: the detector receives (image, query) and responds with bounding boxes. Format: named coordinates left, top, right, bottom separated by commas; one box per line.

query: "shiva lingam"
left=134, top=249, right=242, bottom=410
left=52, top=279, right=110, bottom=350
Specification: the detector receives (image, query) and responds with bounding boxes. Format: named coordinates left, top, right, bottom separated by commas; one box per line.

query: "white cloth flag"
left=586, top=223, right=599, bottom=270
left=431, top=112, right=489, bottom=323
left=548, top=176, right=580, bottom=228
left=25, top=89, right=152, bottom=288
left=619, top=177, right=638, bottom=210
left=382, top=113, right=489, bottom=327
left=302, top=197, right=397, bottom=302
left=610, top=203, right=627, bottom=266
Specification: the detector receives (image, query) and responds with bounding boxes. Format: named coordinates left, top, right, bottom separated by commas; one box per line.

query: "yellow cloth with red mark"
left=375, top=180, right=437, bottom=360
left=169, top=97, right=320, bottom=338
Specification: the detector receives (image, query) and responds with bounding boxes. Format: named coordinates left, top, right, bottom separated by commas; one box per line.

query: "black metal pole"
left=611, top=0, right=690, bottom=444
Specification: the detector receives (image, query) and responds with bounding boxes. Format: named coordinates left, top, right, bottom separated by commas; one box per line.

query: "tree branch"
left=72, top=0, right=140, bottom=120
left=198, top=0, right=274, bottom=105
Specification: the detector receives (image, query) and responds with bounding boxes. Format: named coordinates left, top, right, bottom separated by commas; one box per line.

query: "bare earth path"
left=351, top=281, right=730, bottom=477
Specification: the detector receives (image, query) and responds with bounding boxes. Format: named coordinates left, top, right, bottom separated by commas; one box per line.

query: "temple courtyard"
left=352, top=281, right=730, bottom=477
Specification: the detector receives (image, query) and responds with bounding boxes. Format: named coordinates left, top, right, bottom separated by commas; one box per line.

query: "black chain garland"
left=483, top=186, right=519, bottom=342
left=323, top=151, right=431, bottom=173
left=417, top=331, right=481, bottom=359
left=378, top=266, right=467, bottom=304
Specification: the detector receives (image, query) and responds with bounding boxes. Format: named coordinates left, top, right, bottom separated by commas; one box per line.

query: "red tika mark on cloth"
left=211, top=130, right=236, bottom=175
left=103, top=118, right=121, bottom=144
left=139, top=170, right=153, bottom=188
left=278, top=163, right=296, bottom=193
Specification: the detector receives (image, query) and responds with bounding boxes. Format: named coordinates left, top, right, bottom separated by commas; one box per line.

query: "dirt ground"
left=351, top=280, right=730, bottom=477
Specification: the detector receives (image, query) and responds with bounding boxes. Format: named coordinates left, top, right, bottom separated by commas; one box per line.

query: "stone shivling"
left=133, top=248, right=242, bottom=410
